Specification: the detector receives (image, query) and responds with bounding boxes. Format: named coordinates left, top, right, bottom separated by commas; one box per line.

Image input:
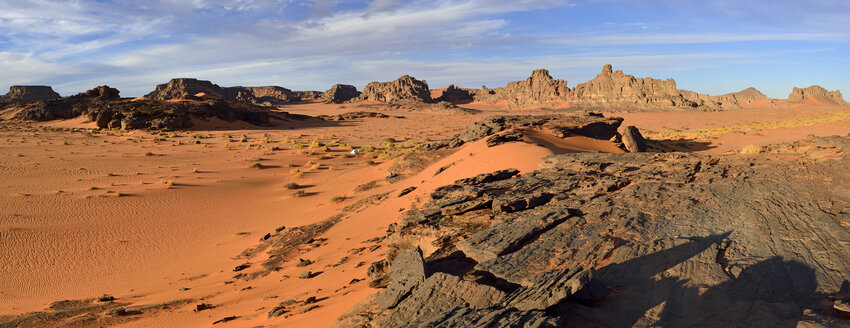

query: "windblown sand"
left=2, top=102, right=850, bottom=327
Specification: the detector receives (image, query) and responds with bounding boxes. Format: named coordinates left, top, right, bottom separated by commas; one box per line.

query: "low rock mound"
left=788, top=85, right=847, bottom=106
left=711, top=87, right=772, bottom=109
left=338, top=135, right=850, bottom=327
left=425, top=113, right=633, bottom=151
left=475, top=69, right=569, bottom=109
left=571, top=64, right=719, bottom=111
left=360, top=75, right=432, bottom=103
left=318, top=111, right=391, bottom=121
left=295, top=90, right=322, bottom=100
left=322, top=84, right=361, bottom=103
left=0, top=85, right=61, bottom=103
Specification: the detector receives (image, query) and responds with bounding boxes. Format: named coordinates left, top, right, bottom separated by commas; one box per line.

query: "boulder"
left=474, top=69, right=569, bottom=109
left=787, top=85, right=847, bottom=107
left=360, top=75, right=432, bottom=103
left=321, top=84, right=361, bottom=103
left=621, top=125, right=647, bottom=152
left=0, top=86, right=61, bottom=103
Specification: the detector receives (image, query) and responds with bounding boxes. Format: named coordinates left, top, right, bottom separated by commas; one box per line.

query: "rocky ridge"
left=788, top=85, right=847, bottom=106
left=0, top=86, right=61, bottom=103
left=336, top=134, right=850, bottom=327
left=570, top=64, right=720, bottom=111
left=8, top=85, right=304, bottom=130
left=145, top=78, right=298, bottom=106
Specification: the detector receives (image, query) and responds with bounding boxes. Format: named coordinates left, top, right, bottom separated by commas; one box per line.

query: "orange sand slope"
left=2, top=102, right=850, bottom=327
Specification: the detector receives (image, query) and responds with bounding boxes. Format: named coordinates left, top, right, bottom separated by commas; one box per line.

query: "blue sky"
left=0, top=0, right=848, bottom=98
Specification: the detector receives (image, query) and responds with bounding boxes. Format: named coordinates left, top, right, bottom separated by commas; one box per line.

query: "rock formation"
left=8, top=91, right=306, bottom=130
left=571, top=65, right=719, bottom=110
left=787, top=85, right=847, bottom=106
left=0, top=85, right=61, bottom=103
left=711, top=87, right=772, bottom=109
left=294, top=90, right=322, bottom=100
left=321, top=84, right=361, bottom=103
left=145, top=78, right=297, bottom=106
left=337, top=132, right=850, bottom=327
left=474, top=69, right=569, bottom=109
left=360, top=75, right=432, bottom=103
left=425, top=113, right=625, bottom=150
left=435, top=84, right=476, bottom=103
left=76, top=85, right=120, bottom=100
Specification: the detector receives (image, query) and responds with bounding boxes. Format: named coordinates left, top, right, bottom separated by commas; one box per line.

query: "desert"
left=2, top=1, right=850, bottom=327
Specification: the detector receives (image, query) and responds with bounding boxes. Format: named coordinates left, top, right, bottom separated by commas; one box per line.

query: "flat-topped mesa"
left=145, top=78, right=297, bottom=106
left=787, top=85, right=847, bottom=107
left=475, top=69, right=569, bottom=109
left=0, top=85, right=61, bottom=103
left=571, top=64, right=720, bottom=111
left=710, top=87, right=773, bottom=109
left=321, top=84, right=361, bottom=103
left=359, top=75, right=432, bottom=103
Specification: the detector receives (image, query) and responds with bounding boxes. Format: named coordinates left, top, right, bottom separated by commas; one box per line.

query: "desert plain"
left=1, top=66, right=850, bottom=327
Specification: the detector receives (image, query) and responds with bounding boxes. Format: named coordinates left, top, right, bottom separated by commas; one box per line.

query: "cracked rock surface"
left=336, top=134, right=850, bottom=327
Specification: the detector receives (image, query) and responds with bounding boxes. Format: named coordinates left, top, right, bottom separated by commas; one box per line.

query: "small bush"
left=330, top=196, right=347, bottom=203
left=291, top=190, right=307, bottom=197
left=284, top=182, right=300, bottom=190
left=249, top=162, right=266, bottom=169
left=740, top=145, right=761, bottom=154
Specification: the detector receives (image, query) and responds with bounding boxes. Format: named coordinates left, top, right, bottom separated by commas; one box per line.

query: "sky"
left=0, top=0, right=848, bottom=98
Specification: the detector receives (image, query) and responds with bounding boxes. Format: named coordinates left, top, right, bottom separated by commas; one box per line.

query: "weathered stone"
left=621, top=125, right=647, bottom=152
left=457, top=210, right=569, bottom=262
left=503, top=269, right=593, bottom=311
left=377, top=247, right=427, bottom=309
left=379, top=273, right=506, bottom=327
left=710, top=87, right=772, bottom=109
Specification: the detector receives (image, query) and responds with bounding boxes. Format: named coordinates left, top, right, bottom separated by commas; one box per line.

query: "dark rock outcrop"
left=76, top=85, right=120, bottom=100
left=318, top=111, right=391, bottom=121
left=8, top=95, right=302, bottom=130
left=338, top=134, right=850, bottom=327
left=787, top=85, right=847, bottom=106
left=322, top=84, right=361, bottom=103
left=360, top=75, right=432, bottom=103
left=0, top=85, right=61, bottom=103
left=571, top=65, right=720, bottom=111
left=435, top=84, right=476, bottom=103
left=294, top=90, right=322, bottom=100
left=474, top=69, right=569, bottom=109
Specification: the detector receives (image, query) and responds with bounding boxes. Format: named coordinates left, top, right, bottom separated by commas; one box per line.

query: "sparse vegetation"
left=291, top=190, right=307, bottom=197
left=330, top=196, right=347, bottom=203
left=284, top=182, right=300, bottom=190
left=740, top=145, right=761, bottom=154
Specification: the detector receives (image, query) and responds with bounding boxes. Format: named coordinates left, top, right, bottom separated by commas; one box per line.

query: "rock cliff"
left=145, top=78, right=297, bottom=106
